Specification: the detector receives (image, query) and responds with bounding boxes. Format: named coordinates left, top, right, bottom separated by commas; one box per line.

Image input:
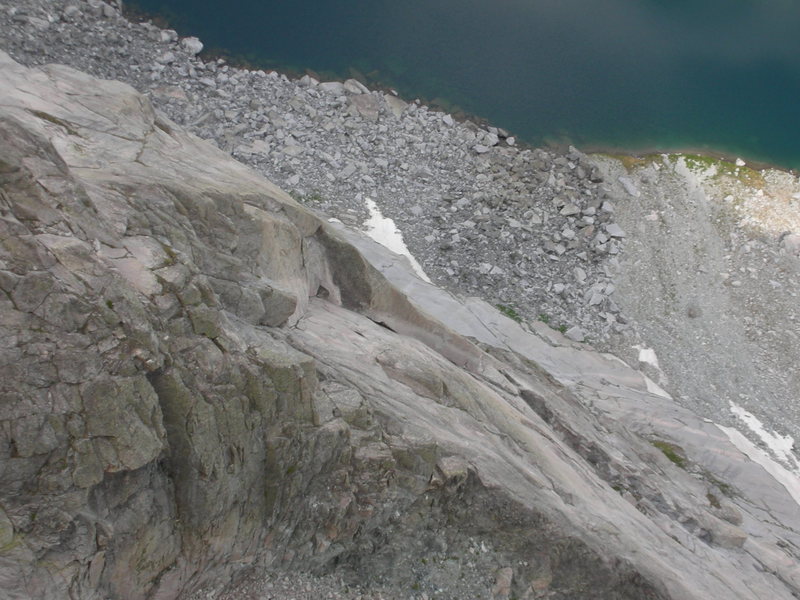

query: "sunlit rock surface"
left=1, top=52, right=799, bottom=600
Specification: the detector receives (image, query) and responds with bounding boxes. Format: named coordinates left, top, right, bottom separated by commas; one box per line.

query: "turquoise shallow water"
left=132, top=0, right=800, bottom=169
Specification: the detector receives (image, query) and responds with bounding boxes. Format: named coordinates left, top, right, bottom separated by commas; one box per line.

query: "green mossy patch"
left=703, top=471, right=736, bottom=498
left=671, top=153, right=766, bottom=187
left=496, top=304, right=522, bottom=323
left=594, top=152, right=660, bottom=171
left=651, top=440, right=687, bottom=469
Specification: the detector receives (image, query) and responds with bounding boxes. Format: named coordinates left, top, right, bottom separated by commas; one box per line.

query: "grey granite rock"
left=180, top=36, right=203, bottom=56
left=1, top=44, right=799, bottom=600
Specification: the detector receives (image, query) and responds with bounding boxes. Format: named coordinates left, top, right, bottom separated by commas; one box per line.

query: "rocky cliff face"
left=3, top=0, right=798, bottom=463
left=1, top=52, right=800, bottom=600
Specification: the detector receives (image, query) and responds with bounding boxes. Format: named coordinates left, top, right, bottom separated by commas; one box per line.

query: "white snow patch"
left=729, top=402, right=797, bottom=466
left=716, top=423, right=800, bottom=508
left=633, top=345, right=669, bottom=391
left=643, top=375, right=671, bottom=399
left=363, top=198, right=431, bottom=283
left=634, top=345, right=661, bottom=370
left=605, top=351, right=670, bottom=398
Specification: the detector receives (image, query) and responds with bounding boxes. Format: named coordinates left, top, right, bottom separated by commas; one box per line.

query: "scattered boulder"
left=180, top=36, right=204, bottom=55
left=605, top=223, right=626, bottom=238
left=618, top=175, right=641, bottom=197
left=565, top=325, right=586, bottom=342
left=319, top=80, right=346, bottom=94
left=343, top=77, right=369, bottom=94
left=349, top=93, right=382, bottom=121
left=780, top=232, right=800, bottom=256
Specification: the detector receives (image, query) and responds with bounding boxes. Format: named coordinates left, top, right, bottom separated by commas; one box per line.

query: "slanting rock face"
left=1, top=52, right=799, bottom=600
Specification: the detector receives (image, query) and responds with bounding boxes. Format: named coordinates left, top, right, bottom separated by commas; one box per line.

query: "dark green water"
left=132, top=0, right=800, bottom=169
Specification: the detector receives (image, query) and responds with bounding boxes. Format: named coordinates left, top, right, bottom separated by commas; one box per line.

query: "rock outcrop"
left=2, top=52, right=800, bottom=600
left=0, top=0, right=631, bottom=345
left=4, top=0, right=798, bottom=462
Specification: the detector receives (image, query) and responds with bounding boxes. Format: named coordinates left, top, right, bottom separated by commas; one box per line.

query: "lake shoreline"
left=123, top=3, right=799, bottom=177
left=581, top=143, right=799, bottom=175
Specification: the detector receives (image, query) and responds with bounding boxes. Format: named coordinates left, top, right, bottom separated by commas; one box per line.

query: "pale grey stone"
left=282, top=144, right=304, bottom=157
left=560, top=204, right=580, bottom=216
left=338, top=163, right=357, bottom=179
left=349, top=94, right=382, bottom=121
left=383, top=93, right=407, bottom=118
left=159, top=29, right=178, bottom=43
left=343, top=78, right=369, bottom=94
left=62, top=5, right=81, bottom=20
left=564, top=325, right=585, bottom=342
left=319, top=81, right=345, bottom=94
left=180, top=36, right=203, bottom=55
left=618, top=175, right=641, bottom=197
left=605, top=223, right=626, bottom=238
left=484, top=132, right=499, bottom=146
left=780, top=233, right=800, bottom=255
left=588, top=291, right=605, bottom=306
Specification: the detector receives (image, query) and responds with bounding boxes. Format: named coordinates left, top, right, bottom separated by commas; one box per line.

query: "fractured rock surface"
left=1, top=52, right=800, bottom=600
left=3, top=0, right=798, bottom=460
left=0, top=0, right=630, bottom=345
